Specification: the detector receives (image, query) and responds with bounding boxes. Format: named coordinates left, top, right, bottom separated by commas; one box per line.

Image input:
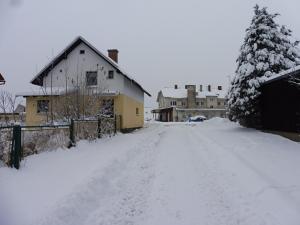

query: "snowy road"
left=1, top=119, right=300, bottom=225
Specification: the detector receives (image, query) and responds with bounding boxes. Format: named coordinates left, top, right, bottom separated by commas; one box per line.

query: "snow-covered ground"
left=1, top=119, right=300, bottom=225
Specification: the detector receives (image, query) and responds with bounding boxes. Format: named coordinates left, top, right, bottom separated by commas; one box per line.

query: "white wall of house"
left=123, top=78, right=144, bottom=103
left=42, top=42, right=144, bottom=103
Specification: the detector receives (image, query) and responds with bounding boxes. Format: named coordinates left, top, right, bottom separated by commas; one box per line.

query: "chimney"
left=218, top=85, right=222, bottom=91
left=186, top=85, right=196, bottom=108
left=208, top=85, right=211, bottom=92
left=199, top=85, right=203, bottom=92
left=174, top=84, right=178, bottom=89
left=108, top=49, right=119, bottom=63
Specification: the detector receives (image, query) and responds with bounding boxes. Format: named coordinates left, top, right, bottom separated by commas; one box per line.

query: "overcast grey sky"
left=0, top=0, right=300, bottom=106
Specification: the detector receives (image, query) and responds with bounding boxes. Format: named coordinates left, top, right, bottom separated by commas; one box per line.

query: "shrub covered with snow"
left=227, top=5, right=300, bottom=127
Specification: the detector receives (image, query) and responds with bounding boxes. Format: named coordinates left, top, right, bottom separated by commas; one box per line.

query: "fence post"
left=69, top=119, right=75, bottom=148
left=98, top=117, right=102, bottom=139
left=114, top=114, right=117, bottom=135
left=10, top=125, right=22, bottom=169
left=119, top=115, right=122, bottom=132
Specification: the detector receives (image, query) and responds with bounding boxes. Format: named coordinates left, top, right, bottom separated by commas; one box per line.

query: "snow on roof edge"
left=263, top=65, right=300, bottom=84
left=160, top=87, right=226, bottom=99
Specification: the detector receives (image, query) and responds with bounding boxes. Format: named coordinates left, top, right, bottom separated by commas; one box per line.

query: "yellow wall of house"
left=25, top=96, right=51, bottom=125
left=114, top=94, right=144, bottom=130
left=0, top=113, right=23, bottom=123
left=25, top=94, right=144, bottom=129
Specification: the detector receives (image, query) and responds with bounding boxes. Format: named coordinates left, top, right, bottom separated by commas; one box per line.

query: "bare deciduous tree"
left=0, top=90, right=18, bottom=125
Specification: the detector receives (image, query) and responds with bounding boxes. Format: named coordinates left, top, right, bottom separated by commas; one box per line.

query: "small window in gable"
left=80, top=50, right=85, bottom=54
left=108, top=70, right=114, bottom=79
left=136, top=108, right=139, bottom=115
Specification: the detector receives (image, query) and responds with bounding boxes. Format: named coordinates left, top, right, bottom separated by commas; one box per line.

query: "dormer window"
left=86, top=71, right=97, bottom=86
left=80, top=50, right=85, bottom=54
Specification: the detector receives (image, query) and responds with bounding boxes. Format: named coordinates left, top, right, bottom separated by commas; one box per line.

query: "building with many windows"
left=152, top=84, right=226, bottom=122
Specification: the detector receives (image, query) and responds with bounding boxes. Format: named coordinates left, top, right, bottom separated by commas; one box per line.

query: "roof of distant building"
left=159, top=86, right=226, bottom=99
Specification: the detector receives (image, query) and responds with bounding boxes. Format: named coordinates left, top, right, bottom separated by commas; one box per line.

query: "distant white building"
left=152, top=84, right=226, bottom=122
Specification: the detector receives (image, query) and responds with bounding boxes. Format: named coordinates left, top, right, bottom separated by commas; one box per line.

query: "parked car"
left=188, top=115, right=207, bottom=122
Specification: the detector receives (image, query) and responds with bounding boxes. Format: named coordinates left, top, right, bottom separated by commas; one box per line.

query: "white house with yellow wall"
left=19, top=36, right=151, bottom=130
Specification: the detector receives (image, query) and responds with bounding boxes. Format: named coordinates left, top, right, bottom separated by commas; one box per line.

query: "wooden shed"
left=261, top=67, right=300, bottom=133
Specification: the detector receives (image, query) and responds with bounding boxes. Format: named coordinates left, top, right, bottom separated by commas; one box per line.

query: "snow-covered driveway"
left=1, top=119, right=300, bottom=225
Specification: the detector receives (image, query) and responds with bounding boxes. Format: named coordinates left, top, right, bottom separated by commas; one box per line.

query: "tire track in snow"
left=35, top=124, right=166, bottom=225
left=186, top=127, right=270, bottom=225
left=141, top=124, right=213, bottom=225
left=189, top=124, right=300, bottom=225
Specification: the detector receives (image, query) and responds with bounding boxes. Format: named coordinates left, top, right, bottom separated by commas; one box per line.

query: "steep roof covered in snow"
left=30, top=36, right=151, bottom=97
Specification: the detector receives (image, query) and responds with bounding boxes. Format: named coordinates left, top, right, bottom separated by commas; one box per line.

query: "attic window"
left=86, top=71, right=97, bottom=86
left=108, top=70, right=114, bottom=79
left=80, top=50, right=85, bottom=54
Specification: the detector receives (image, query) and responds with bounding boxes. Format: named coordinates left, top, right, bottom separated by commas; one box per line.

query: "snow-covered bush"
left=0, top=128, right=13, bottom=165
left=227, top=5, right=300, bottom=127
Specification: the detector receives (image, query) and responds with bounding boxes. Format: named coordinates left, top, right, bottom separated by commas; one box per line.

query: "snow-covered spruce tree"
left=227, top=5, right=300, bottom=128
